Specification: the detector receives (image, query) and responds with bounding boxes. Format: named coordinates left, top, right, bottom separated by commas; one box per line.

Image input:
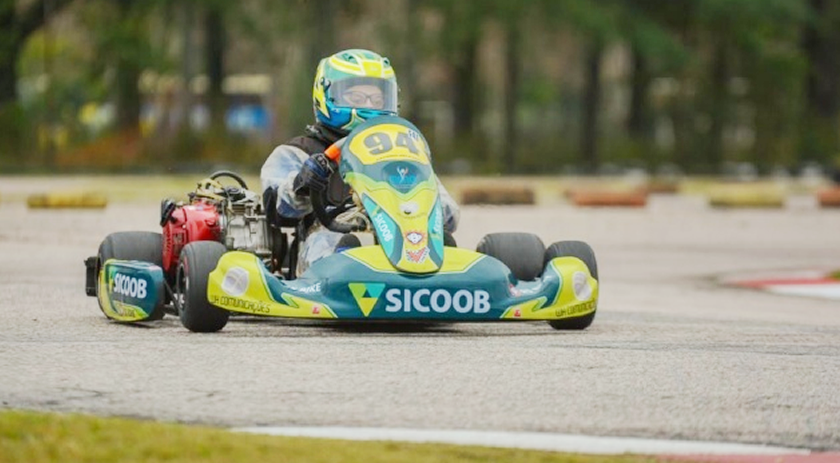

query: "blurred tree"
left=113, top=0, right=143, bottom=130
left=4, top=0, right=837, bottom=175
left=0, top=0, right=75, bottom=107
left=82, top=0, right=164, bottom=131
left=400, top=0, right=420, bottom=122
left=801, top=0, right=840, bottom=165
left=619, top=0, right=688, bottom=166
left=692, top=0, right=807, bottom=172
left=580, top=37, right=604, bottom=174
left=0, top=0, right=74, bottom=163
left=484, top=0, right=533, bottom=173
left=424, top=1, right=486, bottom=146
left=203, top=0, right=228, bottom=132
left=542, top=0, right=621, bottom=173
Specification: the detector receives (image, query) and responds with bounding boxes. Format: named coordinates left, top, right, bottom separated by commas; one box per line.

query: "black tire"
left=444, top=232, right=457, bottom=247
left=335, top=233, right=362, bottom=251
left=476, top=232, right=545, bottom=281
left=96, top=231, right=165, bottom=320
left=544, top=240, right=598, bottom=330
left=177, top=241, right=229, bottom=332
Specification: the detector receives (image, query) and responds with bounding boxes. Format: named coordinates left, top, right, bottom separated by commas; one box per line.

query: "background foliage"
left=1, top=0, right=839, bottom=176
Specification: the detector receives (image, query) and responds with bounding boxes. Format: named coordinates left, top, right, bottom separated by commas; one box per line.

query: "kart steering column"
left=310, top=141, right=365, bottom=234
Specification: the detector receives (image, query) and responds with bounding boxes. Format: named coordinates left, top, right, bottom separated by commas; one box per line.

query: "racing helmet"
left=312, top=49, right=398, bottom=134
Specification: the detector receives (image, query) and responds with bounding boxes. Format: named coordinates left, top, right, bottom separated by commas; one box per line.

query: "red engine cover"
left=161, top=200, right=222, bottom=273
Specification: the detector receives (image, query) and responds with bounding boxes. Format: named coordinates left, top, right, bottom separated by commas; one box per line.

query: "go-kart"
left=170, top=115, right=600, bottom=332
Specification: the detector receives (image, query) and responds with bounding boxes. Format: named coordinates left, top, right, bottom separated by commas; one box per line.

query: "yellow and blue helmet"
left=313, top=49, right=398, bottom=134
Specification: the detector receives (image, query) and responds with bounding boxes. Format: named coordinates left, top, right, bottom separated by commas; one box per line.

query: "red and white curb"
left=723, top=270, right=840, bottom=301
left=232, top=427, right=828, bottom=459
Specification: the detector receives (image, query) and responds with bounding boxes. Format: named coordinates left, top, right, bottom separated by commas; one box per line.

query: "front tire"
left=177, top=241, right=229, bottom=332
left=476, top=232, right=545, bottom=281
left=96, top=231, right=165, bottom=320
left=544, top=240, right=598, bottom=330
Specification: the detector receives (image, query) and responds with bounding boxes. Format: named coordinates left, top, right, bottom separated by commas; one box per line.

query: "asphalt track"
left=1, top=187, right=839, bottom=454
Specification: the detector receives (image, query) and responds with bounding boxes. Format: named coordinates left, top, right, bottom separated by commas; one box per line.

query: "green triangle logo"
left=349, top=282, right=385, bottom=317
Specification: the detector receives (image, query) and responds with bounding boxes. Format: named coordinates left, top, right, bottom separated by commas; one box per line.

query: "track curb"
left=233, top=427, right=827, bottom=459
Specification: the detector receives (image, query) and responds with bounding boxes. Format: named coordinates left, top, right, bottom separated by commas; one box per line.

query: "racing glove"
left=293, top=153, right=335, bottom=195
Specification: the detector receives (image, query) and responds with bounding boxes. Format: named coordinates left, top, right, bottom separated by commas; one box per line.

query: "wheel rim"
left=176, top=263, right=189, bottom=314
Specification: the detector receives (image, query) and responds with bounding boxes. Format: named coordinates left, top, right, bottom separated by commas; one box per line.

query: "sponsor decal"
left=349, top=282, right=386, bottom=317
left=555, top=300, right=596, bottom=318
left=406, top=231, right=425, bottom=245
left=211, top=295, right=270, bottom=314
left=373, top=213, right=394, bottom=243
left=408, top=129, right=422, bottom=143
left=312, top=306, right=321, bottom=315
left=384, top=288, right=491, bottom=314
left=221, top=266, right=250, bottom=297
left=111, top=301, right=144, bottom=318
left=388, top=165, right=418, bottom=191
left=400, top=201, right=419, bottom=215
left=113, top=273, right=148, bottom=299
left=296, top=282, right=322, bottom=294
left=432, top=206, right=443, bottom=235
left=406, top=247, right=429, bottom=263
left=572, top=271, right=592, bottom=301
left=514, top=308, right=522, bottom=318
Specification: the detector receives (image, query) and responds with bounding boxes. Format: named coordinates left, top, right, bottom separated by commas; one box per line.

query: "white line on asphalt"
left=766, top=284, right=840, bottom=300
left=232, top=427, right=810, bottom=456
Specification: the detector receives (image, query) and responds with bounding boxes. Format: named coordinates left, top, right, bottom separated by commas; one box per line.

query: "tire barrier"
left=460, top=187, right=536, bottom=206
left=567, top=189, right=648, bottom=207
left=706, top=184, right=785, bottom=209
left=27, top=192, right=108, bottom=209
left=817, top=187, right=840, bottom=208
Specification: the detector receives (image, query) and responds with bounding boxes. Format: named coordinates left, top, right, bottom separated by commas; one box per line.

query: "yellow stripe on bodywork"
left=343, top=246, right=484, bottom=274
left=207, top=252, right=336, bottom=319
left=344, top=173, right=437, bottom=202
left=500, top=297, right=548, bottom=320
left=501, top=257, right=598, bottom=320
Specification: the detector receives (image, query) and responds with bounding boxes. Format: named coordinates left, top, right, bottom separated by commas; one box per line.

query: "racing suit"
left=261, top=123, right=460, bottom=275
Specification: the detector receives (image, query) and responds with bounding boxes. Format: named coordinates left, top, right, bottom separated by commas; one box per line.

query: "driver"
left=261, top=49, right=460, bottom=275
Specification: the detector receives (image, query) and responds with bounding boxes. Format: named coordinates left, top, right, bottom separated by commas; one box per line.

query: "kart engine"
left=218, top=188, right=273, bottom=260
left=161, top=179, right=274, bottom=274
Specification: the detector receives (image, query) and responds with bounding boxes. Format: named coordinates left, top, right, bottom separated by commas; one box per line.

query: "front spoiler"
left=207, top=246, right=598, bottom=322
left=96, top=259, right=166, bottom=322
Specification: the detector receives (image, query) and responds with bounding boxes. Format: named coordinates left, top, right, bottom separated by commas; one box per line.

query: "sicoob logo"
left=349, top=282, right=386, bottom=317
left=113, top=273, right=147, bottom=299
left=384, top=289, right=490, bottom=314
left=373, top=213, right=394, bottom=243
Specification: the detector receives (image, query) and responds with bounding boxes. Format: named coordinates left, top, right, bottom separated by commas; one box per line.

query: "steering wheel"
left=310, top=142, right=366, bottom=233
left=209, top=170, right=249, bottom=190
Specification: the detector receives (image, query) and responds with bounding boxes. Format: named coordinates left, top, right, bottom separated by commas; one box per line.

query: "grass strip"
left=0, top=409, right=671, bottom=463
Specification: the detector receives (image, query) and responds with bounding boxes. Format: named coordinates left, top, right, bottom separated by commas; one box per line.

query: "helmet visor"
left=329, top=77, right=398, bottom=113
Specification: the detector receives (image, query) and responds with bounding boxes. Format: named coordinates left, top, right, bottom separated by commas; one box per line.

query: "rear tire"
left=544, top=240, right=598, bottom=330
left=476, top=232, right=545, bottom=281
left=177, top=241, right=229, bottom=332
left=96, top=231, right=165, bottom=320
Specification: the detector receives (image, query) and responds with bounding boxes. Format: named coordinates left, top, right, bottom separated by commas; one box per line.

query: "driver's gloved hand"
left=293, top=153, right=334, bottom=196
